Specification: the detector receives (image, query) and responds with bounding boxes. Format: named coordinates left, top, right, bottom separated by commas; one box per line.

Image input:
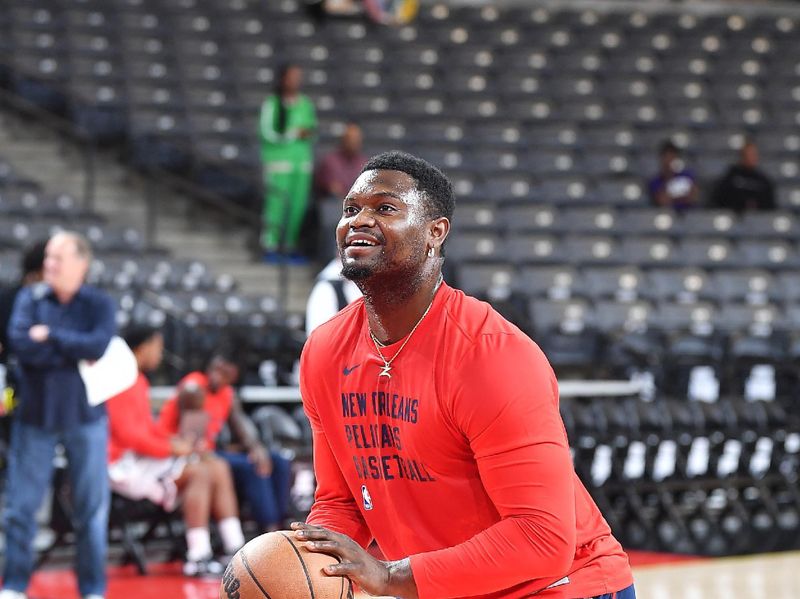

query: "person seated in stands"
left=158, top=353, right=292, bottom=533
left=107, top=327, right=245, bottom=577
left=709, top=139, right=776, bottom=214
left=648, top=139, right=700, bottom=212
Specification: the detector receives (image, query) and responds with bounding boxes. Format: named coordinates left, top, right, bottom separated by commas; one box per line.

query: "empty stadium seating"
left=563, top=395, right=800, bottom=556
left=0, top=157, right=301, bottom=383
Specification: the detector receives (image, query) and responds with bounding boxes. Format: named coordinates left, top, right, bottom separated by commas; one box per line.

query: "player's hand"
left=292, top=522, right=418, bottom=599
left=170, top=437, right=193, bottom=456
left=29, top=325, right=50, bottom=342
left=248, top=443, right=273, bottom=477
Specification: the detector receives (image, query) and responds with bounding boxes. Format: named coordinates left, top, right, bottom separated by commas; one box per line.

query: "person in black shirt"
left=0, top=241, right=46, bottom=422
left=710, top=140, right=776, bottom=213
left=0, top=241, right=47, bottom=367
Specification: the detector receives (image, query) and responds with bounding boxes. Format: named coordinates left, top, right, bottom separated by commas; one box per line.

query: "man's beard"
left=341, top=261, right=373, bottom=281
left=340, top=244, right=429, bottom=307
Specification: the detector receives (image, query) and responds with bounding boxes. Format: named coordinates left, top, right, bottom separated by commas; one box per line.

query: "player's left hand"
left=248, top=443, right=273, bottom=477
left=292, top=522, right=418, bottom=599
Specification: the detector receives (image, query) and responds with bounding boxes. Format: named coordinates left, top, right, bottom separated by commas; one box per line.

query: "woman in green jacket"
left=259, top=64, right=317, bottom=261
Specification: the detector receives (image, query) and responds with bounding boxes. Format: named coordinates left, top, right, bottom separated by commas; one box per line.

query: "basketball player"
left=294, top=152, right=636, bottom=598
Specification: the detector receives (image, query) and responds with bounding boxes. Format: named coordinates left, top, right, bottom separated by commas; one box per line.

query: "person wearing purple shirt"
left=648, top=139, right=700, bottom=212
left=315, top=123, right=368, bottom=200
left=310, top=124, right=368, bottom=260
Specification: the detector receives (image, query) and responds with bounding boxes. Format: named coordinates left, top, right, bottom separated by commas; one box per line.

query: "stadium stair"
left=0, top=106, right=314, bottom=312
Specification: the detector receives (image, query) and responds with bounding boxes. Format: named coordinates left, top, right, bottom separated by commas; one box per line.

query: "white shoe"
left=183, top=556, right=225, bottom=578
left=0, top=590, right=27, bottom=599
left=83, top=595, right=104, bottom=599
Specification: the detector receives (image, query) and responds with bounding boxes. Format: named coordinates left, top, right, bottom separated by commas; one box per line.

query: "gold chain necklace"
left=369, top=275, right=443, bottom=379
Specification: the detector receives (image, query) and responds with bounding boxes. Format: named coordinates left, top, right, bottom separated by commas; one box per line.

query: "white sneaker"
left=0, top=590, right=27, bottom=599
left=183, top=556, right=225, bottom=578
left=83, top=595, right=104, bottom=599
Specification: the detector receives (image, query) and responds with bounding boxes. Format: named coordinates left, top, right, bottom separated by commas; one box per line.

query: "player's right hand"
left=170, top=437, right=193, bottom=456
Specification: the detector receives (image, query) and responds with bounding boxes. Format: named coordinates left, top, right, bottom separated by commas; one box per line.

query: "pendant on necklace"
left=379, top=364, right=392, bottom=378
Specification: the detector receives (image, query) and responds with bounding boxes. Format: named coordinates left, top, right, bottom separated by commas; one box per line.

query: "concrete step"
left=0, top=105, right=313, bottom=306
left=168, top=230, right=251, bottom=248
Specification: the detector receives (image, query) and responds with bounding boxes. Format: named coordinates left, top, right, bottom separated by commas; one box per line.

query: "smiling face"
left=337, top=169, right=439, bottom=283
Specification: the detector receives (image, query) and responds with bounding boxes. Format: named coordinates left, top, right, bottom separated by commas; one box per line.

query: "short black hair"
left=659, top=139, right=681, bottom=155
left=360, top=151, right=455, bottom=222
left=123, top=325, right=160, bottom=351
left=21, top=239, right=47, bottom=278
left=207, top=347, right=240, bottom=372
left=275, top=62, right=300, bottom=94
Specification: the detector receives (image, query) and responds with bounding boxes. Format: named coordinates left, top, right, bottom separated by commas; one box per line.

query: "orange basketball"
left=220, top=530, right=352, bottom=599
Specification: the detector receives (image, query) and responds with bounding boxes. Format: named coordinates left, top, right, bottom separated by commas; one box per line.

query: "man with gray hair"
left=1, top=231, right=116, bottom=599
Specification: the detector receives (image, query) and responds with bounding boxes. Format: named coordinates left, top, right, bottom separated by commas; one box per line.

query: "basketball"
left=220, top=530, right=352, bottom=599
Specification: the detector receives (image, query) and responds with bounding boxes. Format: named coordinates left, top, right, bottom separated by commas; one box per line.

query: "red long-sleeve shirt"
left=300, top=283, right=632, bottom=598
left=107, top=372, right=172, bottom=464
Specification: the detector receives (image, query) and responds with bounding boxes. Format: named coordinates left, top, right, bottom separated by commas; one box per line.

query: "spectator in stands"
left=0, top=240, right=46, bottom=415
left=315, top=124, right=368, bottom=201
left=2, top=232, right=115, bottom=599
left=107, top=326, right=245, bottom=577
left=259, top=63, right=318, bottom=263
left=303, top=124, right=367, bottom=261
left=709, top=140, right=775, bottom=213
left=306, top=257, right=363, bottom=335
left=158, top=354, right=292, bottom=533
left=648, top=140, right=699, bottom=212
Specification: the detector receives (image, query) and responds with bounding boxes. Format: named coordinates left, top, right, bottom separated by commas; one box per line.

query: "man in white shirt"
left=305, top=258, right=362, bottom=335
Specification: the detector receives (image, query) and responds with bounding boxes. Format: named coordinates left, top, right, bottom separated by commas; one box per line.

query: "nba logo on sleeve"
left=361, top=485, right=374, bottom=510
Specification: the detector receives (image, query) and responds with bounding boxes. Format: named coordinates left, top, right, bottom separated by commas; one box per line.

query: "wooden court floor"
left=353, top=552, right=800, bottom=599
left=632, top=551, right=800, bottom=598
left=354, top=552, right=800, bottom=598
left=17, top=551, right=800, bottom=598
